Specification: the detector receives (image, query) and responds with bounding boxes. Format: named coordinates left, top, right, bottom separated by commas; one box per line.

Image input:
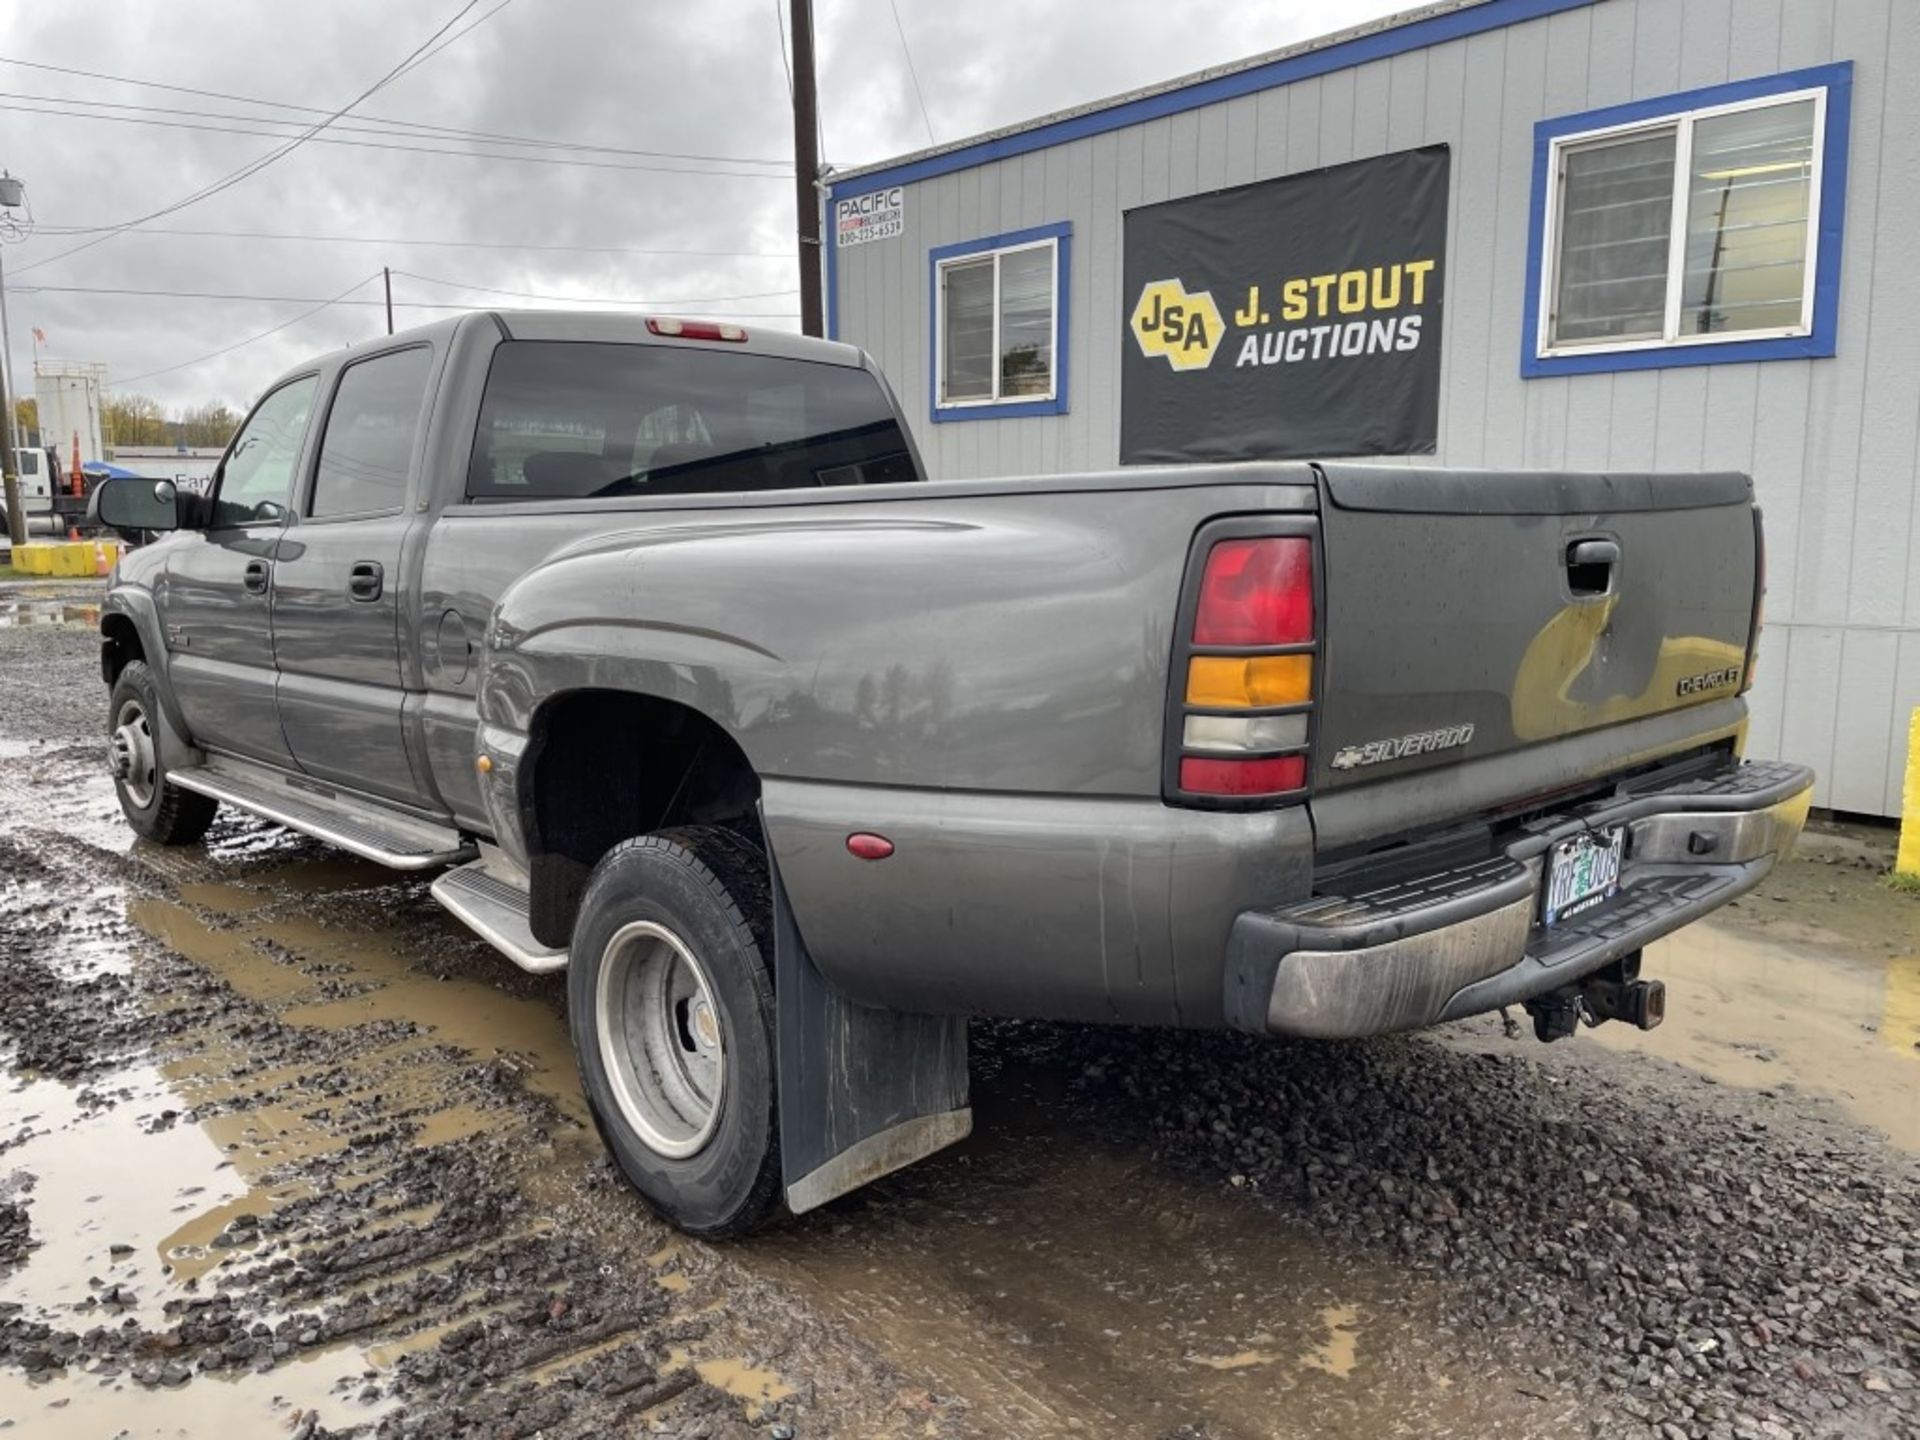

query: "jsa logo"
left=1131, top=278, right=1224, bottom=371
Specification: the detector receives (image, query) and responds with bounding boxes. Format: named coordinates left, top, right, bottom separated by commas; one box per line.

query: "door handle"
left=348, top=561, right=384, bottom=602
left=1565, top=538, right=1618, bottom=597
left=242, top=559, right=270, bottom=595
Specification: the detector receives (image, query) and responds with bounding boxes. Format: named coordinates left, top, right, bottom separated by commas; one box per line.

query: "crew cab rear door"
left=1310, top=465, right=1757, bottom=795
left=271, top=345, right=437, bottom=808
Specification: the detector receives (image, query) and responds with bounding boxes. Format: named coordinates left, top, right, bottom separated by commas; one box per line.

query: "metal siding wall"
left=829, top=0, right=1917, bottom=813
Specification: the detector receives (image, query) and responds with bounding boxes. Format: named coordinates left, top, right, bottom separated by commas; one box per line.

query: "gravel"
left=973, top=1018, right=1920, bottom=1439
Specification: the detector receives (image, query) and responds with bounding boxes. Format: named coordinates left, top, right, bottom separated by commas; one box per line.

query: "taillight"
left=1193, top=537, right=1313, bottom=645
left=1171, top=532, right=1316, bottom=804
left=647, top=317, right=748, bottom=342
left=1180, top=754, right=1306, bottom=795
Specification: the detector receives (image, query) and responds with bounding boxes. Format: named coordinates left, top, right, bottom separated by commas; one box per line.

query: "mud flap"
left=769, top=856, right=970, bottom=1216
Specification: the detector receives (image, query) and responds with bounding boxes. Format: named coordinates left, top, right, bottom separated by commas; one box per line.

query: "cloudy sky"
left=0, top=0, right=1401, bottom=418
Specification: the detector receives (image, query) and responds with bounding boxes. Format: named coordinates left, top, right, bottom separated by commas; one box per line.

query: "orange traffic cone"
left=93, top=541, right=111, bottom=576
left=69, top=431, right=82, bottom=495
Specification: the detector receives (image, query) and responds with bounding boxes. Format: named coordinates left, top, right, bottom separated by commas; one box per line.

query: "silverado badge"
left=1329, top=722, right=1475, bottom=771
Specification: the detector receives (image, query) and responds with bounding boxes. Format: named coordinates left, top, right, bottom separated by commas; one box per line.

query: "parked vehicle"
left=89, top=312, right=1812, bottom=1235
left=2, top=446, right=56, bottom=537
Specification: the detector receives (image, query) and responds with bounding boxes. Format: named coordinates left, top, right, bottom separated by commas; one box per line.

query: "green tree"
left=174, top=401, right=240, bottom=448
left=104, top=393, right=168, bottom=448
left=12, top=397, right=35, bottom=445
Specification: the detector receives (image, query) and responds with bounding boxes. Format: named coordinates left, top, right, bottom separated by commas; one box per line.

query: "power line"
left=13, top=280, right=802, bottom=313
left=0, top=100, right=795, bottom=180
left=30, top=222, right=792, bottom=260
left=0, top=88, right=793, bottom=169
left=887, top=0, right=937, bottom=146
left=0, top=8, right=705, bottom=163
left=388, top=269, right=798, bottom=306
left=774, top=0, right=794, bottom=99
left=383, top=0, right=512, bottom=88
left=13, top=0, right=503, bottom=277
left=112, top=272, right=382, bottom=386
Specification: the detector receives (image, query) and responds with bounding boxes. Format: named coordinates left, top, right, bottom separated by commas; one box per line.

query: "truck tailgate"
left=1311, top=465, right=1757, bottom=795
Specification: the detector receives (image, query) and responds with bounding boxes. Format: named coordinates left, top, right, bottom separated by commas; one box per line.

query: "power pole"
left=790, top=0, right=824, bottom=337
left=384, top=267, right=394, bottom=336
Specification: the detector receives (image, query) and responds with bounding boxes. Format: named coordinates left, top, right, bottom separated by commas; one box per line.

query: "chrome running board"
left=431, top=858, right=567, bottom=974
left=169, top=756, right=474, bottom=870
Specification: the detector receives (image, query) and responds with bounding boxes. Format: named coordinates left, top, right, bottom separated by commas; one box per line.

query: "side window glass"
left=213, top=377, right=318, bottom=528
left=309, top=348, right=433, bottom=518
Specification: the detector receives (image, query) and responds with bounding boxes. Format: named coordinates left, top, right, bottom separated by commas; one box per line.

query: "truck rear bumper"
left=1225, top=760, right=1814, bottom=1039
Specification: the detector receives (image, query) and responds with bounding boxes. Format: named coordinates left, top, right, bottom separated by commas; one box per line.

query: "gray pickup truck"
left=90, top=312, right=1812, bottom=1235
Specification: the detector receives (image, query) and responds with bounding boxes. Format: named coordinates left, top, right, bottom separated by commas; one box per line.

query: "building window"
left=929, top=222, right=1071, bottom=421
left=1523, top=63, right=1852, bottom=378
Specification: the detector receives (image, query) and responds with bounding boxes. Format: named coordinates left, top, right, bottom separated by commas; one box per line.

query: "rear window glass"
left=465, top=341, right=919, bottom=502
left=310, top=346, right=432, bottom=518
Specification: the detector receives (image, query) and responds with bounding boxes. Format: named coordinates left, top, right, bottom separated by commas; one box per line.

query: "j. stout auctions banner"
left=1121, top=145, right=1448, bottom=463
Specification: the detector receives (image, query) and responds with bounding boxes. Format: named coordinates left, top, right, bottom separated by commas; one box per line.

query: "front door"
left=157, top=375, right=318, bottom=766
left=271, top=345, right=436, bottom=807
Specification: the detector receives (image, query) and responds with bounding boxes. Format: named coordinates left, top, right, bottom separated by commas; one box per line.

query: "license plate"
left=1542, top=826, right=1625, bottom=927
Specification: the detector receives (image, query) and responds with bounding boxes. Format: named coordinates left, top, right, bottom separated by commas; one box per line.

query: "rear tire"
left=107, top=660, right=217, bottom=845
left=568, top=826, right=782, bottom=1238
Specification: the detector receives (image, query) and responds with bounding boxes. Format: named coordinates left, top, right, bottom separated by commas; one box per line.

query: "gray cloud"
left=0, top=0, right=1396, bottom=418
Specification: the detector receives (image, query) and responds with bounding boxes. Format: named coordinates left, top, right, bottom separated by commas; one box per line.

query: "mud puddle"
left=0, top=1356, right=389, bottom=1440
left=742, top=1076, right=1575, bottom=1439
left=1592, top=922, right=1920, bottom=1150
left=0, top=1070, right=257, bottom=1326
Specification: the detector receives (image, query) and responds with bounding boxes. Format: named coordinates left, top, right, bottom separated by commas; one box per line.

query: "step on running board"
left=169, top=756, right=475, bottom=871
left=431, top=860, right=567, bottom=974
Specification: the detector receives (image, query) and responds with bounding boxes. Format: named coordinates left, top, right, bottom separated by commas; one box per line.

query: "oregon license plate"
left=1542, top=827, right=1625, bottom=927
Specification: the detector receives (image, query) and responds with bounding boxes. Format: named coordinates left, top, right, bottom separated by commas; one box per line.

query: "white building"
left=822, top=0, right=1916, bottom=819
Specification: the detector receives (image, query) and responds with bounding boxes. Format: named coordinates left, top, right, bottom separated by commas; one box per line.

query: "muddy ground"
left=0, top=576, right=1914, bottom=1440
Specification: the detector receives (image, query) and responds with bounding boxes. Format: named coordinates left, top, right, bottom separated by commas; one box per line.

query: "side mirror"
left=91, top=476, right=187, bottom=534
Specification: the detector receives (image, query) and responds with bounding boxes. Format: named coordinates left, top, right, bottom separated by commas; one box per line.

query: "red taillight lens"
left=1193, top=538, right=1313, bottom=646
left=1179, top=754, right=1306, bottom=795
left=647, top=317, right=748, bottom=342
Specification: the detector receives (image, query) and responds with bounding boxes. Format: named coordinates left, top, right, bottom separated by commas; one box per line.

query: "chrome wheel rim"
left=595, top=920, right=725, bottom=1159
left=110, top=697, right=158, bottom=809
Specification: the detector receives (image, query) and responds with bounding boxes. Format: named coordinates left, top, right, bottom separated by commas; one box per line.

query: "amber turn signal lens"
left=1186, top=654, right=1311, bottom=709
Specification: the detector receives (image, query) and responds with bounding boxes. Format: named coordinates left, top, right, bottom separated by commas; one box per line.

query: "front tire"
left=107, top=660, right=217, bottom=845
left=568, top=826, right=782, bottom=1237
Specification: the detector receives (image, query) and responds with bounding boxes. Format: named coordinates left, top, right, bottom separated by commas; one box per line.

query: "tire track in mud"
left=0, top=766, right=936, bottom=1440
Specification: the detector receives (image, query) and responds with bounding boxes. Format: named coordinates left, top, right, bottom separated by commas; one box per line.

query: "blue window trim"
left=927, top=222, right=1072, bottom=423
left=824, top=0, right=1599, bottom=341
left=1521, top=61, right=1853, bottom=379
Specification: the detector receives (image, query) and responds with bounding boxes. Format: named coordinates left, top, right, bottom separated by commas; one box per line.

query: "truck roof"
left=262, top=310, right=866, bottom=399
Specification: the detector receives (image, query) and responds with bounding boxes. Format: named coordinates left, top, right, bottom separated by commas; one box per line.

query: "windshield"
left=466, top=341, right=920, bottom=502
